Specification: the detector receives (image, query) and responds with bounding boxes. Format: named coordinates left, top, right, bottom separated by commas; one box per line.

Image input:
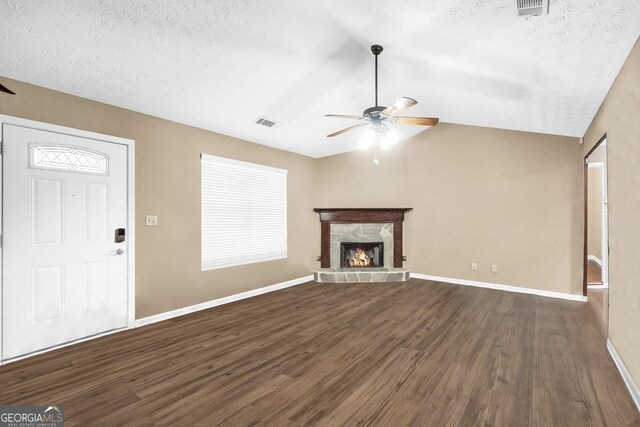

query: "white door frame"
left=0, top=115, right=135, bottom=364
left=587, top=161, right=608, bottom=287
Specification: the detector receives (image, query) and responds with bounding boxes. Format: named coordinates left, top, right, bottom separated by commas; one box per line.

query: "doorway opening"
left=583, top=134, right=608, bottom=333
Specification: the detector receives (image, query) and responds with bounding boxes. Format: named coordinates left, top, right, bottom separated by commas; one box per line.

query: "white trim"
left=587, top=255, right=602, bottom=266
left=126, top=130, right=136, bottom=327
left=136, top=275, right=313, bottom=327
left=600, top=157, right=608, bottom=285
left=607, top=339, right=640, bottom=412
left=0, top=121, right=3, bottom=367
left=411, top=273, right=587, bottom=302
left=0, top=275, right=311, bottom=364
left=587, top=160, right=608, bottom=285
left=0, top=115, right=133, bottom=145
left=587, top=284, right=608, bottom=290
left=0, top=115, right=136, bottom=364
left=0, top=326, right=128, bottom=365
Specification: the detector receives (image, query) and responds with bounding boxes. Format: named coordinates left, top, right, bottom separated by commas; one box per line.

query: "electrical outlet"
left=145, top=215, right=158, bottom=227
left=471, top=262, right=478, bottom=271
left=491, top=264, right=498, bottom=273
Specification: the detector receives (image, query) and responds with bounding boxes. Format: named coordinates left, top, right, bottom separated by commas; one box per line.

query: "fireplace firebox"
left=340, top=242, right=384, bottom=268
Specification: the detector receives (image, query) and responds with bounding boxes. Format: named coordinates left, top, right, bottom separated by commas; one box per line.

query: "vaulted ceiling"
left=1, top=0, right=638, bottom=157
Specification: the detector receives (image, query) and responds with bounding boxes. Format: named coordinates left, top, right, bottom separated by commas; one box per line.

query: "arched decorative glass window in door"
left=29, top=144, right=109, bottom=175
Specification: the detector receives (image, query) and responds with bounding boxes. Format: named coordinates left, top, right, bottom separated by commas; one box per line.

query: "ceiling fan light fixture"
left=360, top=124, right=399, bottom=159
left=380, top=127, right=399, bottom=151
left=360, top=126, right=377, bottom=150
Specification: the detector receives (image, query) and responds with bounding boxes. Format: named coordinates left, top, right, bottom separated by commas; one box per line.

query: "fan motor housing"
left=363, top=106, right=386, bottom=117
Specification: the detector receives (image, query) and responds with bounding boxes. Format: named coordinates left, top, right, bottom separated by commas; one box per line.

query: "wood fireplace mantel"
left=313, top=208, right=413, bottom=268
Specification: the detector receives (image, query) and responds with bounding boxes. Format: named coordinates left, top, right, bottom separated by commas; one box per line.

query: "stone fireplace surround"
left=332, top=223, right=392, bottom=268
left=313, top=208, right=412, bottom=283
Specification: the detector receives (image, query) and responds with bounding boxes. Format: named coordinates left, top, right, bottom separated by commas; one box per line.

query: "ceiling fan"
left=325, top=44, right=438, bottom=163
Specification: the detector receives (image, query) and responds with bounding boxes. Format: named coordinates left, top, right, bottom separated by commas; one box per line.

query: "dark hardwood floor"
left=1, top=279, right=638, bottom=426
left=586, top=258, right=608, bottom=335
left=588, top=288, right=609, bottom=336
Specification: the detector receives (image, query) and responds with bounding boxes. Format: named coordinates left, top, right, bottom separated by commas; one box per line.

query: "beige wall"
left=587, top=167, right=603, bottom=261
left=583, top=37, right=640, bottom=389
left=0, top=77, right=317, bottom=319
left=315, top=123, right=583, bottom=295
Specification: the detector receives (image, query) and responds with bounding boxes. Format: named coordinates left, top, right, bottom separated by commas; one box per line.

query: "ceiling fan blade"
left=0, top=83, right=16, bottom=95
left=381, top=97, right=417, bottom=116
left=394, top=117, right=439, bottom=126
left=325, top=114, right=365, bottom=120
left=327, top=123, right=368, bottom=137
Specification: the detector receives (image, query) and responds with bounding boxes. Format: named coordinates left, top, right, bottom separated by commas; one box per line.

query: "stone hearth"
left=314, top=267, right=410, bottom=283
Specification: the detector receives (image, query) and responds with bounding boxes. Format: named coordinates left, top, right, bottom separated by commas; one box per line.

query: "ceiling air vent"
left=255, top=116, right=278, bottom=128
left=516, top=0, right=549, bottom=16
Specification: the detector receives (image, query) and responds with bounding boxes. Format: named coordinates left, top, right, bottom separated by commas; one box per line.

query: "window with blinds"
left=201, top=154, right=287, bottom=270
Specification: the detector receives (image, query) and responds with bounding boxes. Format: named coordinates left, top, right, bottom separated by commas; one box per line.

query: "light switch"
left=471, top=262, right=478, bottom=271
left=145, top=215, right=158, bottom=227
left=491, top=264, right=498, bottom=273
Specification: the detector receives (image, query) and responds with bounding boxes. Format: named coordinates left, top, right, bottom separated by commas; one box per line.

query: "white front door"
left=2, top=124, right=129, bottom=360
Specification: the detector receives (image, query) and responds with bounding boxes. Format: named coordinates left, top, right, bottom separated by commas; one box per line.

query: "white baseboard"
left=607, top=339, right=640, bottom=412
left=135, top=275, right=313, bottom=327
left=0, top=326, right=129, bottom=366
left=411, top=273, right=587, bottom=302
left=2, top=275, right=313, bottom=365
left=587, top=255, right=603, bottom=266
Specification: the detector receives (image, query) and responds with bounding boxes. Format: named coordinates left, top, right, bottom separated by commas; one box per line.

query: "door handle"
left=106, top=248, right=125, bottom=256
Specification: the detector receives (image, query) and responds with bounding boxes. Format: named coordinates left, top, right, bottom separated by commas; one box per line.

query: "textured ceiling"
left=0, top=0, right=638, bottom=157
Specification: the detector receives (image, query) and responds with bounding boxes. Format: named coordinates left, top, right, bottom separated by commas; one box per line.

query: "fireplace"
left=313, top=208, right=412, bottom=283
left=340, top=242, right=384, bottom=268
left=313, top=208, right=412, bottom=268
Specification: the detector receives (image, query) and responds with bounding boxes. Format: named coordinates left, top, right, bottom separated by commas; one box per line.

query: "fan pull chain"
left=373, top=144, right=380, bottom=165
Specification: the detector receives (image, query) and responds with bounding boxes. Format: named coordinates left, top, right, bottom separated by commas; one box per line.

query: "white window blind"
left=201, top=154, right=287, bottom=270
